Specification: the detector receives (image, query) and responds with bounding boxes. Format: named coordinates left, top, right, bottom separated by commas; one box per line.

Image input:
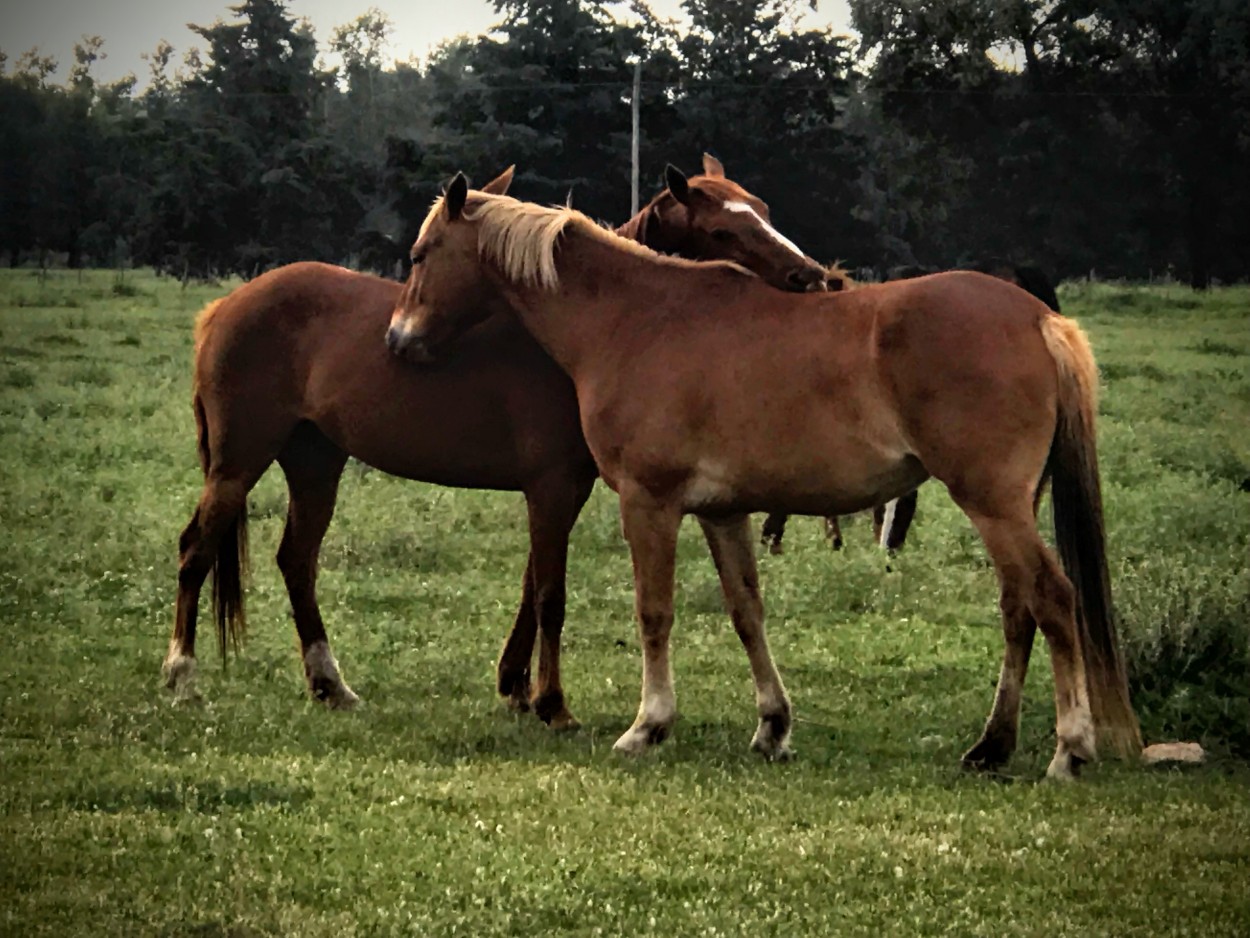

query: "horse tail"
left=192, top=298, right=249, bottom=665
left=1039, top=312, right=1141, bottom=759
left=211, top=501, right=249, bottom=665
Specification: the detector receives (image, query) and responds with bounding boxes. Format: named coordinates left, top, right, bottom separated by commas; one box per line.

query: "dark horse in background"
left=760, top=258, right=1062, bottom=556
left=162, top=155, right=829, bottom=730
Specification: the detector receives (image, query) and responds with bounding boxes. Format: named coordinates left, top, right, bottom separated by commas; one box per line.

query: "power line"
left=150, top=80, right=1237, bottom=100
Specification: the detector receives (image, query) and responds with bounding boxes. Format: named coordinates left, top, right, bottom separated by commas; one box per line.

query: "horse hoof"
left=548, top=713, right=581, bottom=733
left=162, top=654, right=200, bottom=702
left=325, top=686, right=361, bottom=711
left=768, top=541, right=784, bottom=556
left=504, top=692, right=532, bottom=714
left=613, top=722, right=670, bottom=754
left=1046, top=746, right=1090, bottom=782
left=960, top=736, right=1013, bottom=773
left=751, top=738, right=795, bottom=762
left=170, top=687, right=204, bottom=707
left=533, top=692, right=579, bottom=731
left=1045, top=756, right=1081, bottom=781
left=498, top=670, right=533, bottom=713
left=162, top=653, right=194, bottom=685
left=311, top=675, right=361, bottom=710
left=750, top=726, right=794, bottom=762
left=531, top=690, right=566, bottom=723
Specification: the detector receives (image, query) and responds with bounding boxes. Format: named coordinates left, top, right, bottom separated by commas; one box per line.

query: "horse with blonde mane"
left=163, top=156, right=829, bottom=729
left=387, top=175, right=1141, bottom=778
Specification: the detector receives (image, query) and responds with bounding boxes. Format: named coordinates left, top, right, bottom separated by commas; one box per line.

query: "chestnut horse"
left=162, top=156, right=828, bottom=730
left=387, top=178, right=1141, bottom=778
left=761, top=261, right=1063, bottom=556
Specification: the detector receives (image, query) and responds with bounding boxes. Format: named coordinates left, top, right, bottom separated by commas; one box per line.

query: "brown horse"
left=387, top=178, right=1141, bottom=778
left=162, top=156, right=828, bottom=730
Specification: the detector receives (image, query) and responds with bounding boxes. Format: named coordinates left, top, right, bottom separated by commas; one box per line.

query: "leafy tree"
left=849, top=0, right=1250, bottom=284
left=0, top=70, right=41, bottom=264
left=327, top=8, right=395, bottom=157
left=135, top=0, right=362, bottom=275
left=672, top=0, right=869, bottom=263
left=425, top=0, right=669, bottom=222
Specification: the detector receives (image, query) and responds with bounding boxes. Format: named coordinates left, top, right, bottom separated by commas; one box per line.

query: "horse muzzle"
left=786, top=266, right=829, bottom=293
left=386, top=324, right=436, bottom=364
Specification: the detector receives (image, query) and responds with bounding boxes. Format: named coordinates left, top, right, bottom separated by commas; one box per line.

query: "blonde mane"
left=419, top=191, right=753, bottom=291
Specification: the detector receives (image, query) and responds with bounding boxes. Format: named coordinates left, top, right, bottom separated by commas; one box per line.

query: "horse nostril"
left=385, top=326, right=401, bottom=353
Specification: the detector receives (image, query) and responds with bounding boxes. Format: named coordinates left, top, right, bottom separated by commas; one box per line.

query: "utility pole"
left=630, top=58, right=641, bottom=216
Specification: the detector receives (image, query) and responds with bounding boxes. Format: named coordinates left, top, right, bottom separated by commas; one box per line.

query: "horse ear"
left=480, top=165, right=514, bottom=195
left=702, top=153, right=725, bottom=177
left=665, top=164, right=690, bottom=205
left=445, top=172, right=469, bottom=219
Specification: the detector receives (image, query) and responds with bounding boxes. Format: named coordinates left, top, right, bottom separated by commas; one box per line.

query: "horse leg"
left=961, top=510, right=1095, bottom=779
left=162, top=473, right=253, bottom=703
left=760, top=512, right=787, bottom=554
left=275, top=426, right=356, bottom=709
left=496, top=556, right=536, bottom=712
left=525, top=472, right=596, bottom=730
left=823, top=516, right=843, bottom=550
left=699, top=515, right=793, bottom=760
left=613, top=490, right=682, bottom=754
left=874, top=491, right=919, bottom=551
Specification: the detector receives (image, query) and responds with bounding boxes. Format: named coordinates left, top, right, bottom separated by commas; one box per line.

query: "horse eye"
left=410, top=249, right=427, bottom=265
left=711, top=230, right=734, bottom=242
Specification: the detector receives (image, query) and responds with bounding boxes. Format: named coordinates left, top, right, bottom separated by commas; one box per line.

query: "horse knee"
left=177, top=549, right=214, bottom=590
left=178, top=512, right=201, bottom=555
left=275, top=537, right=307, bottom=580
left=638, top=610, right=672, bottom=650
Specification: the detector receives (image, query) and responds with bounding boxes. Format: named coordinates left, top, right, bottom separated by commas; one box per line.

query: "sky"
left=2, top=0, right=854, bottom=86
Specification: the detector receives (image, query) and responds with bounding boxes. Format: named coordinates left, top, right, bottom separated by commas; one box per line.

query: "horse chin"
left=402, top=342, right=438, bottom=365
left=388, top=332, right=439, bottom=364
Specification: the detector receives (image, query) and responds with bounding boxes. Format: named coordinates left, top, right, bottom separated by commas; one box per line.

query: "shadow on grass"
left=151, top=658, right=1057, bottom=791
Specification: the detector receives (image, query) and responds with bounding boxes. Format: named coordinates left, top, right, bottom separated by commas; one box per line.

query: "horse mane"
left=826, top=262, right=857, bottom=291
left=419, top=191, right=754, bottom=291
left=614, top=205, right=652, bottom=245
left=614, top=186, right=681, bottom=248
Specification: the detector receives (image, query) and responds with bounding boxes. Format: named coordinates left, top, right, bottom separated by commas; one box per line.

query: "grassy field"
left=1, top=269, right=1248, bottom=936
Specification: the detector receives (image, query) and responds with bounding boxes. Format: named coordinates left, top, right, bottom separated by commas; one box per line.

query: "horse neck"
left=613, top=207, right=650, bottom=245
left=613, top=196, right=686, bottom=256
left=489, top=227, right=675, bottom=378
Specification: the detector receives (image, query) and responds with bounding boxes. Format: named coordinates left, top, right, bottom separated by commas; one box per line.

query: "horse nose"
left=387, top=325, right=434, bottom=363
left=385, top=324, right=403, bottom=354
left=787, top=266, right=827, bottom=292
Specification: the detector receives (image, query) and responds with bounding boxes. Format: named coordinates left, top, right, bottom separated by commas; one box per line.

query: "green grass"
left=1, top=270, right=1248, bottom=936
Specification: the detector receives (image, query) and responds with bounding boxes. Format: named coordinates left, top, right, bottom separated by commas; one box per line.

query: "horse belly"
left=740, top=451, right=926, bottom=517
left=678, top=405, right=927, bottom=517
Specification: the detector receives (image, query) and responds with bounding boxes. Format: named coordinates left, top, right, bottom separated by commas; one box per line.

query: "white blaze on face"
left=723, top=200, right=808, bottom=263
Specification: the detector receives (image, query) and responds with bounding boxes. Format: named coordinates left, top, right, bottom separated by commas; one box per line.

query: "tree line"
left=1, top=0, right=1247, bottom=287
